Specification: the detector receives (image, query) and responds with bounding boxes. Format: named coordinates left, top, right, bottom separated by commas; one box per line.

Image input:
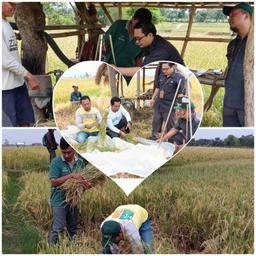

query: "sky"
left=2, top=128, right=254, bottom=145
left=2, top=128, right=62, bottom=145
left=194, top=128, right=254, bottom=140
left=61, top=61, right=103, bottom=78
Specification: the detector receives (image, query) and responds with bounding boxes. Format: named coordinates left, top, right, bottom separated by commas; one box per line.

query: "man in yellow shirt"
left=101, top=204, right=153, bottom=254
left=75, top=96, right=102, bottom=142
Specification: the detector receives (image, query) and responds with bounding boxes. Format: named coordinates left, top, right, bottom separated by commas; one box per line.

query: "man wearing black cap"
left=101, top=204, right=153, bottom=254
left=222, top=3, right=253, bottom=127
left=157, top=101, right=200, bottom=152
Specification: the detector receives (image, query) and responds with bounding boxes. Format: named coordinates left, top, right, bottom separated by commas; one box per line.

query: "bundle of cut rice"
left=61, top=165, right=106, bottom=207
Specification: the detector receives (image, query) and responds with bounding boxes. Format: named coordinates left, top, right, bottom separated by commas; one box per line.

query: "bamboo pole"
left=244, top=13, right=254, bottom=127
left=100, top=3, right=113, bottom=24
left=118, top=3, right=122, bottom=19
left=181, top=4, right=196, bottom=58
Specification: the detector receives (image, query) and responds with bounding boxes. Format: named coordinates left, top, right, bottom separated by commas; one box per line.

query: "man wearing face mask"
left=222, top=3, right=253, bottom=127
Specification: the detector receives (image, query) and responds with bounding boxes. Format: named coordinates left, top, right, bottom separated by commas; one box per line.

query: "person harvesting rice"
left=48, top=137, right=91, bottom=245
left=101, top=204, right=153, bottom=254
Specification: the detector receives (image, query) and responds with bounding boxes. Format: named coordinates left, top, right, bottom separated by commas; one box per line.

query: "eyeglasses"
left=135, top=35, right=146, bottom=42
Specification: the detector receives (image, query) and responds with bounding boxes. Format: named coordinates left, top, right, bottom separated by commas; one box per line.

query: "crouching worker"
left=106, top=96, right=132, bottom=138
left=157, top=101, right=200, bottom=152
left=48, top=137, right=91, bottom=245
left=101, top=204, right=153, bottom=254
left=75, top=95, right=102, bottom=143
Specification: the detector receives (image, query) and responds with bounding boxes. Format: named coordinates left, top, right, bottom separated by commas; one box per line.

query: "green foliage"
left=126, top=7, right=164, bottom=24
left=195, top=9, right=227, bottom=23
left=43, top=3, right=76, bottom=25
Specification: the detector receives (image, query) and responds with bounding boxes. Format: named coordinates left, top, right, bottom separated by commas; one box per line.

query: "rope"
left=10, top=23, right=75, bottom=67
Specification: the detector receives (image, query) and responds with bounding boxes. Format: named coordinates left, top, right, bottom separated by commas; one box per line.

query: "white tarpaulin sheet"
left=61, top=125, right=175, bottom=181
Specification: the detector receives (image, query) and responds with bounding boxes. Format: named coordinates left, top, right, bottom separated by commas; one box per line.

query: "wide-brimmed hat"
left=223, top=2, right=254, bottom=16
left=101, top=221, right=121, bottom=247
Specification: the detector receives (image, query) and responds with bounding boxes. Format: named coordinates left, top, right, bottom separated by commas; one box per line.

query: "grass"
left=2, top=146, right=253, bottom=253
left=2, top=171, right=42, bottom=253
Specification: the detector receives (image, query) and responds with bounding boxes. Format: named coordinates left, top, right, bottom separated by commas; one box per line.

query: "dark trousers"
left=47, top=148, right=56, bottom=163
left=2, top=83, right=35, bottom=127
left=223, top=107, right=244, bottom=127
left=49, top=205, right=78, bottom=245
left=106, top=117, right=129, bottom=138
left=152, top=110, right=175, bottom=138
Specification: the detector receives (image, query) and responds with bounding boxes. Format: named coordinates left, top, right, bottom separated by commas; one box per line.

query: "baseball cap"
left=174, top=102, right=195, bottom=111
left=101, top=221, right=121, bottom=247
left=72, top=84, right=78, bottom=88
left=223, top=2, right=254, bottom=16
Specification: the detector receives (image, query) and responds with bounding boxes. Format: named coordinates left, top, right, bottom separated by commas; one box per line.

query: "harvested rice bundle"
left=61, top=165, right=107, bottom=207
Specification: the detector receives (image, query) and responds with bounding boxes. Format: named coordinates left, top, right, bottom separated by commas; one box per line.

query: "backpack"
left=42, top=133, right=48, bottom=147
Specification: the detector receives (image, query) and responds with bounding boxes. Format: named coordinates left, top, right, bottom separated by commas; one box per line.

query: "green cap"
left=101, top=221, right=121, bottom=247
left=174, top=102, right=195, bottom=111
left=223, top=3, right=254, bottom=16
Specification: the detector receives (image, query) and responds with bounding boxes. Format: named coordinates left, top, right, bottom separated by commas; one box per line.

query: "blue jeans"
left=49, top=205, right=78, bottom=245
left=76, top=131, right=99, bottom=143
left=139, top=218, right=153, bottom=253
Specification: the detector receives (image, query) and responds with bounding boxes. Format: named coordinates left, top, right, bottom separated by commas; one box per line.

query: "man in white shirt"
left=2, top=2, right=39, bottom=127
left=106, top=96, right=132, bottom=138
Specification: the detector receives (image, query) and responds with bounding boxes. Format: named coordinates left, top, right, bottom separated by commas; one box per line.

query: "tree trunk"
left=244, top=13, right=254, bottom=127
left=15, top=3, right=48, bottom=123
left=15, top=2, right=47, bottom=74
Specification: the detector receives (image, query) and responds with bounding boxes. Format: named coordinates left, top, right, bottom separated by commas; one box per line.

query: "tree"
left=224, top=135, right=240, bottom=147
left=126, top=7, right=164, bottom=24
left=42, top=3, right=76, bottom=25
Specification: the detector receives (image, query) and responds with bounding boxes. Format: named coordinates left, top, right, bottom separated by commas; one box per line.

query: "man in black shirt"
left=222, top=3, right=253, bottom=127
left=113, top=22, right=185, bottom=77
left=150, top=62, right=185, bottom=140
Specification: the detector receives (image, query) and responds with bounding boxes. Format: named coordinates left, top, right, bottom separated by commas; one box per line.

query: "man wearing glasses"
left=113, top=22, right=184, bottom=77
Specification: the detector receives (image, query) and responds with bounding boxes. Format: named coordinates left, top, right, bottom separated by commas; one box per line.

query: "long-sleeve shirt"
left=75, top=106, right=102, bottom=133
left=106, top=105, right=131, bottom=134
left=143, top=35, right=185, bottom=66
left=2, top=19, right=28, bottom=91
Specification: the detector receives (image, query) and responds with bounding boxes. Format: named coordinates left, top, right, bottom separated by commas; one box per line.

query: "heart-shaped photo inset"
left=53, top=61, right=203, bottom=195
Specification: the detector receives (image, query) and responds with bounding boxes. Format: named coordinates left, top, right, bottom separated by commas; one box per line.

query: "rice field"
left=44, top=22, right=231, bottom=127
left=2, top=146, right=253, bottom=253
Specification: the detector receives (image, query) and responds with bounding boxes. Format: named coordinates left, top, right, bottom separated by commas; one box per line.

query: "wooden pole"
left=118, top=3, right=122, bottom=19
left=244, top=13, right=254, bottom=127
left=181, top=4, right=196, bottom=58
left=100, top=3, right=113, bottom=24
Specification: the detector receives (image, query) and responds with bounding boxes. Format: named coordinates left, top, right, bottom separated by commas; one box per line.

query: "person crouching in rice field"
left=75, top=95, right=102, bottom=143
left=157, top=100, right=200, bottom=153
left=48, top=137, right=91, bottom=245
left=101, top=204, right=153, bottom=254
left=106, top=96, right=132, bottom=139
